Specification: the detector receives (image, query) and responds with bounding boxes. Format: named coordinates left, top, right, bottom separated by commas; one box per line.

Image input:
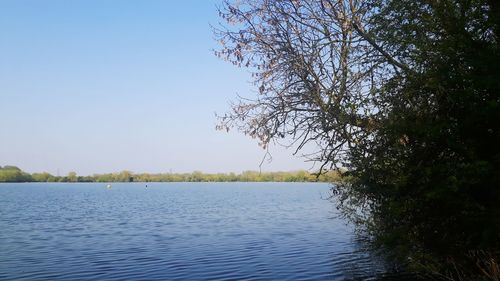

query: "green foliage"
left=67, top=172, right=77, bottom=182
left=0, top=166, right=32, bottom=182
left=215, top=0, right=499, bottom=277
left=31, top=172, right=52, bottom=182
left=335, top=0, right=500, bottom=276
left=0, top=165, right=341, bottom=183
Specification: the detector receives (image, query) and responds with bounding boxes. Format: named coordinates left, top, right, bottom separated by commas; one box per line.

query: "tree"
left=0, top=165, right=32, bottom=182
left=215, top=0, right=500, bottom=276
left=348, top=0, right=500, bottom=275
left=32, top=172, right=52, bottom=182
left=116, top=171, right=133, bottom=182
left=67, top=172, right=78, bottom=182
left=215, top=0, right=386, bottom=172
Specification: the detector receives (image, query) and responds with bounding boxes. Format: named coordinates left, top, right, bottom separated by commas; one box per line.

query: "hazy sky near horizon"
left=0, top=0, right=314, bottom=175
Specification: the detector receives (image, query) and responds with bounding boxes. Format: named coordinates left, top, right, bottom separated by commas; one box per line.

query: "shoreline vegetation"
left=212, top=1, right=500, bottom=279
left=0, top=165, right=341, bottom=183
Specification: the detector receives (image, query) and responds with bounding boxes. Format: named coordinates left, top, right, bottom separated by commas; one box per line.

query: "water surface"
left=0, top=182, right=393, bottom=280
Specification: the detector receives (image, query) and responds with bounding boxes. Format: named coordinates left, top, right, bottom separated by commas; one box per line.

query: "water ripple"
left=0, top=182, right=403, bottom=280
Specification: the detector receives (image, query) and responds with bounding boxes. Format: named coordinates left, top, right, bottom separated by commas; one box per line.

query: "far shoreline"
left=0, top=166, right=342, bottom=184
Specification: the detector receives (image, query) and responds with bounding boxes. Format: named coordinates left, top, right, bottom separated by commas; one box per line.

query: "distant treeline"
left=0, top=165, right=341, bottom=183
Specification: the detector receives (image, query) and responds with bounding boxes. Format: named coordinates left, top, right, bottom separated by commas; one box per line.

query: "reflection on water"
left=0, top=182, right=402, bottom=280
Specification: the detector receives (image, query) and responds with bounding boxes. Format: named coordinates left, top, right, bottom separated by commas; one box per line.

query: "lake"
left=0, top=183, right=400, bottom=280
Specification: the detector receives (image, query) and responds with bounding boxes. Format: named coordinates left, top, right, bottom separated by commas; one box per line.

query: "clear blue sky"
left=0, top=0, right=312, bottom=175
